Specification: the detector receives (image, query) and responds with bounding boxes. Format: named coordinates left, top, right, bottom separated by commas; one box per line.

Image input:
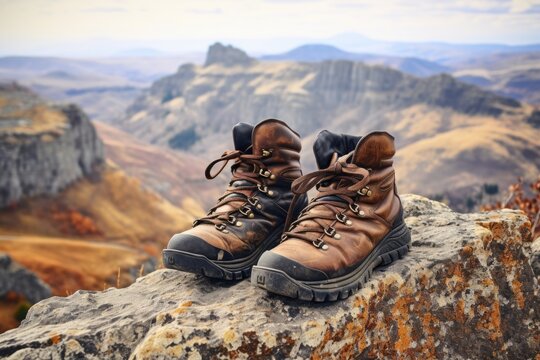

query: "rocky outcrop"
left=0, top=253, right=51, bottom=304
left=0, top=83, right=104, bottom=208
left=204, top=43, right=256, bottom=67
left=0, top=195, right=537, bottom=359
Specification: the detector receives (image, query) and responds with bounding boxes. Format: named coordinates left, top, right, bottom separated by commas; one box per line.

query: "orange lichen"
left=392, top=296, right=412, bottom=353
left=511, top=278, right=525, bottom=309
left=50, top=334, right=62, bottom=345
left=475, top=302, right=502, bottom=341
left=455, top=299, right=466, bottom=324
left=460, top=245, right=474, bottom=257
left=172, top=301, right=193, bottom=315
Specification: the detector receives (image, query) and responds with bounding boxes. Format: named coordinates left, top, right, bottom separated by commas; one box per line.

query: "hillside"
left=94, top=121, right=223, bottom=210
left=118, top=43, right=539, bottom=205
left=452, top=52, right=540, bottom=105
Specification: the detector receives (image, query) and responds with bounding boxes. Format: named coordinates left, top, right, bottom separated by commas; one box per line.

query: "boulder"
left=0, top=253, right=51, bottom=304
left=0, top=195, right=538, bottom=359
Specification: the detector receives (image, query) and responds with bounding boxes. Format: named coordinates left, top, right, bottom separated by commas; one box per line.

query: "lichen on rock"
left=0, top=195, right=538, bottom=359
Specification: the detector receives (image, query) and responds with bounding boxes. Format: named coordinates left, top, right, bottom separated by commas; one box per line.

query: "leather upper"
left=167, top=119, right=304, bottom=259
left=268, top=131, right=402, bottom=278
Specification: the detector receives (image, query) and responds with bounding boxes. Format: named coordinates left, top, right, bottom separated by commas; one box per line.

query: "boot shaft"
left=232, top=119, right=302, bottom=182
left=313, top=130, right=401, bottom=228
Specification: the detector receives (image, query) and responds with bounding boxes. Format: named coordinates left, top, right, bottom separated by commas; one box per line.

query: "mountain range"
left=117, top=43, right=540, bottom=208
left=261, top=44, right=450, bottom=77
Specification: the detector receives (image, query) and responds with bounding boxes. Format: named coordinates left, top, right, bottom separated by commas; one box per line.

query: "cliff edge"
left=0, top=83, right=104, bottom=208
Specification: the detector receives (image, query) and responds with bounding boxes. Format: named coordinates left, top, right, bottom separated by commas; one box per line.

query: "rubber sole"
left=162, top=226, right=283, bottom=280
left=251, top=221, right=411, bottom=302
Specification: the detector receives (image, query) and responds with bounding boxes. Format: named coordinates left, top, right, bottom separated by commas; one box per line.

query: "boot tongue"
left=313, top=130, right=362, bottom=169
left=232, top=122, right=254, bottom=152
left=351, top=131, right=395, bottom=169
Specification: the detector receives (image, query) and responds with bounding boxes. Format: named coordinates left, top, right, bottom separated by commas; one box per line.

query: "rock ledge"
left=0, top=195, right=538, bottom=359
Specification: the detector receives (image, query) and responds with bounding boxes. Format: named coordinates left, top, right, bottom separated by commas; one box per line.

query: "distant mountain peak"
left=204, top=42, right=256, bottom=67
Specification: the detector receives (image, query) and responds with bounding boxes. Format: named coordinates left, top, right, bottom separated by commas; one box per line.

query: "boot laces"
left=194, top=148, right=274, bottom=232
left=282, top=160, right=371, bottom=250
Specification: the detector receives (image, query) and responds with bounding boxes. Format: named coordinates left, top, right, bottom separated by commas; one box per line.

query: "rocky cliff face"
left=0, top=83, right=104, bottom=208
left=1, top=195, right=537, bottom=359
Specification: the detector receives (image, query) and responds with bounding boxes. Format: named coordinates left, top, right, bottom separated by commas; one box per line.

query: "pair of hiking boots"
left=162, top=119, right=411, bottom=302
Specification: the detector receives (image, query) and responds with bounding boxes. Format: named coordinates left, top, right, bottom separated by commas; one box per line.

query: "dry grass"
left=0, top=101, right=68, bottom=136
left=0, top=235, right=149, bottom=296
left=95, top=121, right=223, bottom=210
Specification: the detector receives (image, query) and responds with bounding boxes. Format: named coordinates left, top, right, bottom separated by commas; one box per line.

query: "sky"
left=1, top=0, right=540, bottom=56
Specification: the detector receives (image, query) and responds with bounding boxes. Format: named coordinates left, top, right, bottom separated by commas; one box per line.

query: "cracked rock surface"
left=0, top=195, right=538, bottom=359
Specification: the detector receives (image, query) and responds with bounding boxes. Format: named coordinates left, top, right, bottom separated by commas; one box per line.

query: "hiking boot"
left=252, top=130, right=411, bottom=301
left=163, top=119, right=307, bottom=280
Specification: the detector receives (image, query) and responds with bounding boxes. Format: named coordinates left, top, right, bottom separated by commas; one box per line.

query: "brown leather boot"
left=252, top=130, right=411, bottom=301
left=163, top=119, right=307, bottom=280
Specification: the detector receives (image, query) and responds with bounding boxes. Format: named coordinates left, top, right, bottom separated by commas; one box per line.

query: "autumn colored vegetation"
left=482, top=177, right=540, bottom=237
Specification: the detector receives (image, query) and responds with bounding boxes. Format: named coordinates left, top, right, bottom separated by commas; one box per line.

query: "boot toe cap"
left=256, top=251, right=328, bottom=282
left=167, top=234, right=231, bottom=261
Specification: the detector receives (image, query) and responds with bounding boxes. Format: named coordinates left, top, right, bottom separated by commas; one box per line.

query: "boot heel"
left=376, top=221, right=411, bottom=266
left=379, top=244, right=409, bottom=266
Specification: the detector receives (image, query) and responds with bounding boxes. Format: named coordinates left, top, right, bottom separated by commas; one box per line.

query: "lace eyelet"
left=227, top=215, right=237, bottom=224
left=336, top=213, right=348, bottom=223
left=247, top=197, right=259, bottom=206
left=262, top=149, right=273, bottom=158
left=324, top=227, right=336, bottom=237
left=215, top=224, right=228, bottom=233
left=349, top=203, right=360, bottom=214
left=257, top=184, right=268, bottom=193
left=258, top=168, right=272, bottom=178
left=357, top=186, right=372, bottom=197
left=312, top=238, right=328, bottom=250
left=239, top=206, right=253, bottom=217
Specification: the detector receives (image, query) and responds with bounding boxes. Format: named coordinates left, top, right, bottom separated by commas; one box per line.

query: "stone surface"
left=0, top=195, right=538, bottom=359
left=0, top=252, right=51, bottom=303
left=0, top=83, right=104, bottom=208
